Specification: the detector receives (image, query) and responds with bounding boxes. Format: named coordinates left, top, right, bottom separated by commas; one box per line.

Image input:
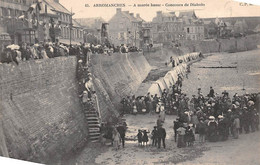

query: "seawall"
left=0, top=57, right=88, bottom=163
left=181, top=35, right=260, bottom=54
left=90, top=52, right=152, bottom=120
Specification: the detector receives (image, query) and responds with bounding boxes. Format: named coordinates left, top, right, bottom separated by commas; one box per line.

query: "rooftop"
left=44, top=0, right=70, bottom=14
left=74, top=17, right=106, bottom=29
left=178, top=11, right=197, bottom=19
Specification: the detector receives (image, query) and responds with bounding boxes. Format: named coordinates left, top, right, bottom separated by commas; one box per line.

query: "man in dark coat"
left=208, top=86, right=215, bottom=98
left=157, top=126, right=166, bottom=149
left=173, top=118, right=181, bottom=142
left=117, top=125, right=126, bottom=148
left=218, top=115, right=227, bottom=141
left=207, top=116, right=218, bottom=142
left=151, top=126, right=158, bottom=146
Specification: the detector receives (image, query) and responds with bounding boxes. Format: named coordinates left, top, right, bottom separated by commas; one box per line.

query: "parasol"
left=6, top=44, right=20, bottom=50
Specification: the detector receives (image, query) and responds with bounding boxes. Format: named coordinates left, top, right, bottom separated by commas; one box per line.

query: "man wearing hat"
left=117, top=124, right=126, bottom=148
left=208, top=116, right=218, bottom=142
left=218, top=115, right=226, bottom=141
left=197, top=118, right=207, bottom=143
left=157, top=125, right=166, bottom=149
left=208, top=86, right=215, bottom=98
left=151, top=126, right=158, bottom=147
left=242, top=107, right=250, bottom=134
left=173, top=118, right=181, bottom=142
left=197, top=88, right=202, bottom=96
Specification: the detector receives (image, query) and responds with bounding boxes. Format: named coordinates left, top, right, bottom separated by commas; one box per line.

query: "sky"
left=59, top=0, right=260, bottom=22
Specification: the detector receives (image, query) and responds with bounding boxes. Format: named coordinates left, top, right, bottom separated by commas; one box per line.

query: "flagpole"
left=36, top=1, right=40, bottom=43
left=70, top=8, right=72, bottom=46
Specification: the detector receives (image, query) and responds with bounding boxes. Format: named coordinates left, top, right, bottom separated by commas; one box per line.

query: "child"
left=185, top=126, right=195, bottom=146
left=142, top=130, right=149, bottom=146
left=137, top=129, right=143, bottom=146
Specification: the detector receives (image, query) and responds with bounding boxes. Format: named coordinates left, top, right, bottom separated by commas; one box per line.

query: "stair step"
left=87, top=119, right=99, bottom=122
left=89, top=132, right=101, bottom=136
left=85, top=115, right=98, bottom=118
left=84, top=111, right=97, bottom=114
left=88, top=123, right=100, bottom=127
left=90, top=136, right=100, bottom=140
left=89, top=130, right=100, bottom=134
left=86, top=117, right=99, bottom=120
left=88, top=121, right=99, bottom=125
left=89, top=128, right=100, bottom=131
left=85, top=112, right=97, bottom=115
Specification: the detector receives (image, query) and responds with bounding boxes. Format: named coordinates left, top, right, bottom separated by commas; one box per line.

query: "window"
left=187, top=27, right=190, bottom=33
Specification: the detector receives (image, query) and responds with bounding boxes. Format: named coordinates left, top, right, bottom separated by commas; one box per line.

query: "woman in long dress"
left=113, top=128, right=121, bottom=150
left=159, top=105, right=166, bottom=123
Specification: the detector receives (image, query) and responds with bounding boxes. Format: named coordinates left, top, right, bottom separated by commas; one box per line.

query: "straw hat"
left=218, top=115, right=224, bottom=119
left=209, top=116, right=215, bottom=120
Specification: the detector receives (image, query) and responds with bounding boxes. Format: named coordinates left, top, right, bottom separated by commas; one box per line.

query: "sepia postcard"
left=0, top=0, right=260, bottom=164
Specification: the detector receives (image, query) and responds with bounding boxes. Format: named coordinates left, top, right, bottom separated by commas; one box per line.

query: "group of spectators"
left=173, top=88, right=259, bottom=148
left=0, top=40, right=142, bottom=65
left=0, top=41, right=71, bottom=65
left=120, top=74, right=184, bottom=115
left=119, top=69, right=259, bottom=149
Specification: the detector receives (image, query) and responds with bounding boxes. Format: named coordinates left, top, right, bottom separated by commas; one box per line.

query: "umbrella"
left=7, top=44, right=20, bottom=50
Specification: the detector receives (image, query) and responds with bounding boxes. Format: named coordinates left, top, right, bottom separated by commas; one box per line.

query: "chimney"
left=130, top=13, right=134, bottom=17
left=157, top=11, right=162, bottom=16
left=136, top=13, right=140, bottom=18
left=116, top=8, right=121, bottom=13
left=54, top=0, right=59, bottom=3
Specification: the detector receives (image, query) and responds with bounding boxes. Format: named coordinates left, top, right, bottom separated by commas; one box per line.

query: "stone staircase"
left=83, top=105, right=101, bottom=143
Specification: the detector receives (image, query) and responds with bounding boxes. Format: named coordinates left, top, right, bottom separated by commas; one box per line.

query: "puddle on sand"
left=247, top=72, right=260, bottom=76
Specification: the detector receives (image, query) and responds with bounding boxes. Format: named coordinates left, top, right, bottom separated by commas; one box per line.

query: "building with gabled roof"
left=151, top=11, right=184, bottom=44
left=74, top=17, right=107, bottom=44
left=108, top=8, right=144, bottom=47
left=42, top=0, right=84, bottom=44
left=178, top=11, right=197, bottom=19
left=179, top=11, right=204, bottom=41
left=44, top=0, right=70, bottom=14
left=0, top=0, right=83, bottom=45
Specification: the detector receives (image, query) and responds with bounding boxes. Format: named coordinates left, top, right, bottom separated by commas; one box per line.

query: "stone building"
left=142, top=22, right=153, bottom=47
left=42, top=0, right=84, bottom=44
left=151, top=11, right=184, bottom=44
left=0, top=0, right=37, bottom=44
left=75, top=17, right=106, bottom=44
left=179, top=11, right=204, bottom=41
left=0, top=0, right=83, bottom=45
left=108, top=8, right=144, bottom=48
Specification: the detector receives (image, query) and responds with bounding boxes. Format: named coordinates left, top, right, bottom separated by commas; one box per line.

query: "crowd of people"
left=117, top=67, right=259, bottom=150
left=0, top=41, right=141, bottom=65
left=117, top=85, right=259, bottom=150
left=172, top=88, right=259, bottom=147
